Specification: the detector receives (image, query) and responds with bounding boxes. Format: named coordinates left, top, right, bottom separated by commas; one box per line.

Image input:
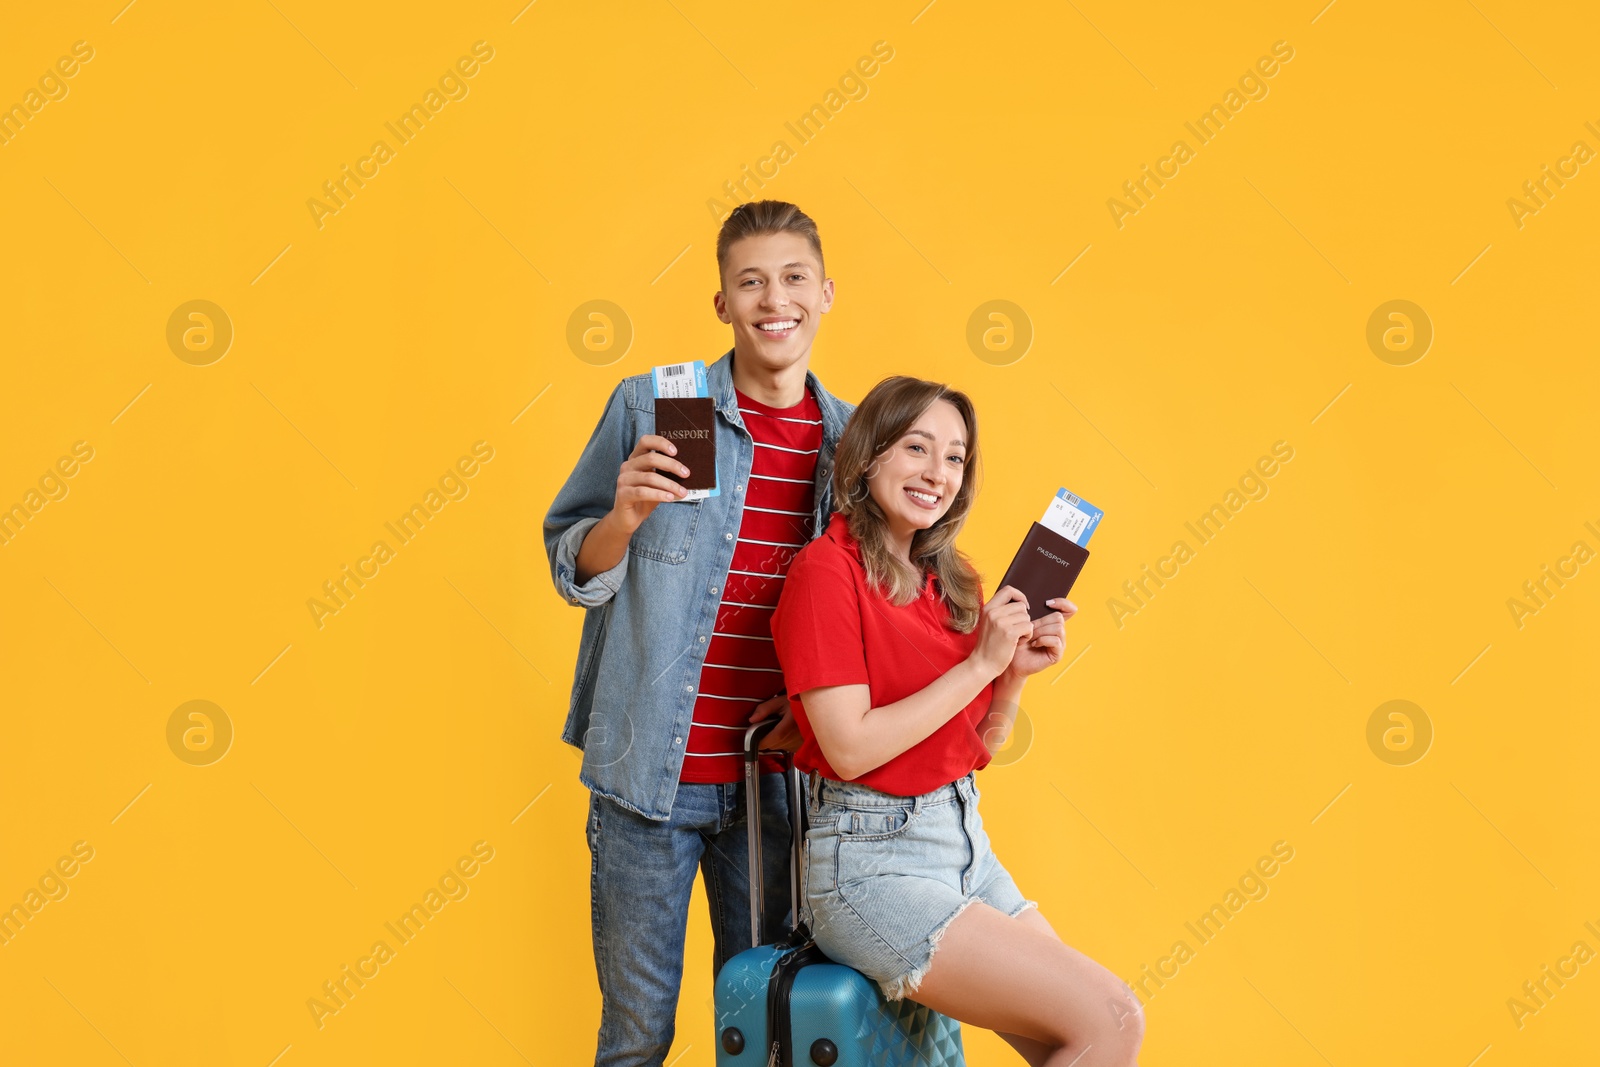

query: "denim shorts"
left=800, top=770, right=1037, bottom=1003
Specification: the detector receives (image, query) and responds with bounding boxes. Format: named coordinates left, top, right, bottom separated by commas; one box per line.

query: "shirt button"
left=709, top=585, right=718, bottom=595
left=674, top=736, right=682, bottom=745
left=686, top=685, right=694, bottom=693
left=724, top=532, right=733, bottom=541
left=736, top=483, right=744, bottom=493
left=698, top=635, right=706, bottom=643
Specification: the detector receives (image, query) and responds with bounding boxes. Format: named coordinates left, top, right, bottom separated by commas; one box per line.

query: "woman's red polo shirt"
left=770, top=511, right=994, bottom=796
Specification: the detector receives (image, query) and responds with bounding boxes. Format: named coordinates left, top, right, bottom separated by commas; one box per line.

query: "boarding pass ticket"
left=1039, top=487, right=1103, bottom=547
left=652, top=360, right=709, bottom=400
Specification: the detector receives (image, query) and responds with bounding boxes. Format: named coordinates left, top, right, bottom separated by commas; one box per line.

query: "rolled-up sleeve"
left=544, top=382, right=632, bottom=608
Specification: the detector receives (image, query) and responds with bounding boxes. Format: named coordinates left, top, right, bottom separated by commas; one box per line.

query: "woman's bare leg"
left=910, top=902, right=1144, bottom=1066
left=997, top=907, right=1087, bottom=1064
left=996, top=1031, right=1058, bottom=1066
left=998, top=907, right=1141, bottom=1064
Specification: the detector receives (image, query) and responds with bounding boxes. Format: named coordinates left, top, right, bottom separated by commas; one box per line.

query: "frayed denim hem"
left=879, top=896, right=980, bottom=1003
left=876, top=895, right=1040, bottom=1002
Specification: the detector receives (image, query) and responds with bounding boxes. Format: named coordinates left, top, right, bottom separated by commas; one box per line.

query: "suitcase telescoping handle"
left=742, top=719, right=806, bottom=948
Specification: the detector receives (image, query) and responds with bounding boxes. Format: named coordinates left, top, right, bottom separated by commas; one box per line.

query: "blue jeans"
left=586, top=773, right=794, bottom=1067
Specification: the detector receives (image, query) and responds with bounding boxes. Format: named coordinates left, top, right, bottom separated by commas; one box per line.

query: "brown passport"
left=653, top=395, right=717, bottom=491
left=997, top=522, right=1092, bottom=621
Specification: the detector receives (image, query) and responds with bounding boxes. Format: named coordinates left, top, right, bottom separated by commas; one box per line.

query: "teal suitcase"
left=712, top=723, right=966, bottom=1067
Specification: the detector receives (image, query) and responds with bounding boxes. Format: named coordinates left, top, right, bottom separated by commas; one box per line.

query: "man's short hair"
left=715, top=200, right=825, bottom=282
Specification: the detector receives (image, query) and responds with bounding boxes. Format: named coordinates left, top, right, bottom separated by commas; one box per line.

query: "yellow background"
left=3, top=1, right=1597, bottom=1064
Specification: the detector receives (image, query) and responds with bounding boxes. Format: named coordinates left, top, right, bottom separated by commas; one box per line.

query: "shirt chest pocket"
left=628, top=500, right=701, bottom=564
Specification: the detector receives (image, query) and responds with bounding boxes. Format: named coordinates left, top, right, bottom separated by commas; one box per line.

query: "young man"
left=545, top=201, right=855, bottom=1067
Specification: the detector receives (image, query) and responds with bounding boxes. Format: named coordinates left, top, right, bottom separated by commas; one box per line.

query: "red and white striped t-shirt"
left=678, top=386, right=823, bottom=784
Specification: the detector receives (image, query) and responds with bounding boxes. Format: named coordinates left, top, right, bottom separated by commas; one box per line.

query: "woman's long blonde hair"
left=832, top=377, right=983, bottom=633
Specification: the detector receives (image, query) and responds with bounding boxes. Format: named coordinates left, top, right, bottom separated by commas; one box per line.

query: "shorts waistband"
left=808, top=771, right=975, bottom=812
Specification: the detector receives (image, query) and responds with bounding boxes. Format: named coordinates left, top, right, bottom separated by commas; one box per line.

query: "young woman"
left=767, top=376, right=1145, bottom=1066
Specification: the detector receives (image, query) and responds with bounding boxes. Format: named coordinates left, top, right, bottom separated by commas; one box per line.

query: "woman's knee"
left=1038, top=969, right=1143, bottom=1064
left=1085, top=978, right=1145, bottom=1064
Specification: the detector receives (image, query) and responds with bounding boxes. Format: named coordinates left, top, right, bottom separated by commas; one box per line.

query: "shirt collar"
left=825, top=510, right=855, bottom=552
left=826, top=512, right=940, bottom=596
left=706, top=347, right=839, bottom=434
left=706, top=349, right=739, bottom=418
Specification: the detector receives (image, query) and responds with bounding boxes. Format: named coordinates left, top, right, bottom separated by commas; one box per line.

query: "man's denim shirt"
left=544, top=350, right=855, bottom=821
